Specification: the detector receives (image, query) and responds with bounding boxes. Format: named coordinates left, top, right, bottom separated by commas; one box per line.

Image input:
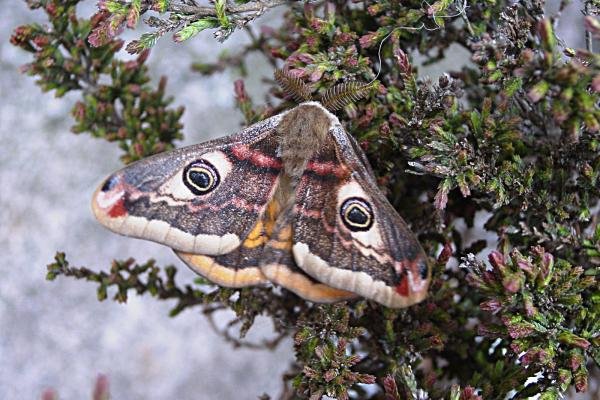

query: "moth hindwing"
left=92, top=102, right=430, bottom=308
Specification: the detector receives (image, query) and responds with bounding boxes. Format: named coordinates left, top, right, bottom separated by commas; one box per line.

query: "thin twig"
left=203, top=311, right=288, bottom=350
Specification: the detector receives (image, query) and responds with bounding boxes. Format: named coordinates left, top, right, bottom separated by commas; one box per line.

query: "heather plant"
left=11, top=0, right=600, bottom=399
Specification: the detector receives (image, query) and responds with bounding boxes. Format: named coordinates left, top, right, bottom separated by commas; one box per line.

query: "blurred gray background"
left=0, top=1, right=593, bottom=399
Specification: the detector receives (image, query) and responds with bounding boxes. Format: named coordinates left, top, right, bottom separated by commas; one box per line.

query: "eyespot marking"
left=340, top=197, right=374, bottom=231
left=417, top=259, right=429, bottom=280
left=183, top=159, right=220, bottom=195
left=101, top=174, right=119, bottom=192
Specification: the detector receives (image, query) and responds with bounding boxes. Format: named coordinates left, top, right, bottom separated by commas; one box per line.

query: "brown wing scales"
left=260, top=205, right=357, bottom=302
left=291, top=132, right=430, bottom=308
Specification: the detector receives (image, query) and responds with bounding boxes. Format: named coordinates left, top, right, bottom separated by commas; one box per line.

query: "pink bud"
left=234, top=79, right=247, bottom=102
left=359, top=31, right=379, bottom=49
left=488, top=251, right=505, bottom=271
left=480, top=299, right=502, bottom=313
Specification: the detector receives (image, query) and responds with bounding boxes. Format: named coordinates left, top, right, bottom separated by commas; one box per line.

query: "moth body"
left=277, top=102, right=333, bottom=180
left=92, top=102, right=430, bottom=308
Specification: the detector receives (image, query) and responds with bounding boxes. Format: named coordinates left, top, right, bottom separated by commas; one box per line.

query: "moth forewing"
left=92, top=114, right=285, bottom=256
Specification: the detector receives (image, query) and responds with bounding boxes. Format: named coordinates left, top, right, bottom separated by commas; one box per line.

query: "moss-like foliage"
left=12, top=0, right=599, bottom=399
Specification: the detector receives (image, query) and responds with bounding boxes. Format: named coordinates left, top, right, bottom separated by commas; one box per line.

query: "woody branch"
left=111, top=0, right=290, bottom=17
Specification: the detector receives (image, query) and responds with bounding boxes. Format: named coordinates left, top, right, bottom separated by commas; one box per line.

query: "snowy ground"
left=0, top=1, right=594, bottom=400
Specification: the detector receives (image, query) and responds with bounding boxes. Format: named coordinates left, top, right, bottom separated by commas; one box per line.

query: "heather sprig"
left=464, top=247, right=599, bottom=395
left=87, top=0, right=288, bottom=53
left=10, top=0, right=183, bottom=163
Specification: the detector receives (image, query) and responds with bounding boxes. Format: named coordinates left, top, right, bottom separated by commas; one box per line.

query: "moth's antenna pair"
left=274, top=69, right=372, bottom=111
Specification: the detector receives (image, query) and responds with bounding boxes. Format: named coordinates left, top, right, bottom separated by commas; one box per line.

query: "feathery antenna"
left=319, top=82, right=373, bottom=111
left=274, top=69, right=313, bottom=103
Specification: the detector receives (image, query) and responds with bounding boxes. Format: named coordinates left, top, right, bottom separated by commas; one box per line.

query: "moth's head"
left=91, top=145, right=247, bottom=254
left=279, top=102, right=338, bottom=140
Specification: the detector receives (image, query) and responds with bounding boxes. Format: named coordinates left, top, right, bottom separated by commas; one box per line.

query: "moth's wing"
left=175, top=250, right=267, bottom=287
left=173, top=205, right=274, bottom=287
left=346, top=131, right=377, bottom=178
left=291, top=126, right=430, bottom=308
left=260, top=205, right=358, bottom=302
left=92, top=114, right=284, bottom=257
left=172, top=195, right=286, bottom=288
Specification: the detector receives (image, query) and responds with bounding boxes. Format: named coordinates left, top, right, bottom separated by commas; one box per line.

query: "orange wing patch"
left=242, top=219, right=267, bottom=248
left=242, top=198, right=282, bottom=249
left=175, top=251, right=267, bottom=287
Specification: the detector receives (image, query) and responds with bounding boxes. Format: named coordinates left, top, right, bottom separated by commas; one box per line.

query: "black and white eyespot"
left=183, top=159, right=220, bottom=195
left=340, top=197, right=374, bottom=231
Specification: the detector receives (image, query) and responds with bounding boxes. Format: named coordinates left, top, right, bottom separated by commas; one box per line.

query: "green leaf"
left=471, top=110, right=482, bottom=135
left=449, top=384, right=460, bottom=400
left=527, top=80, right=550, bottom=103
left=104, top=0, right=129, bottom=15
left=154, top=0, right=169, bottom=13
left=504, top=77, right=523, bottom=96
left=173, top=18, right=219, bottom=42
left=215, top=0, right=230, bottom=28
left=127, top=32, right=161, bottom=53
